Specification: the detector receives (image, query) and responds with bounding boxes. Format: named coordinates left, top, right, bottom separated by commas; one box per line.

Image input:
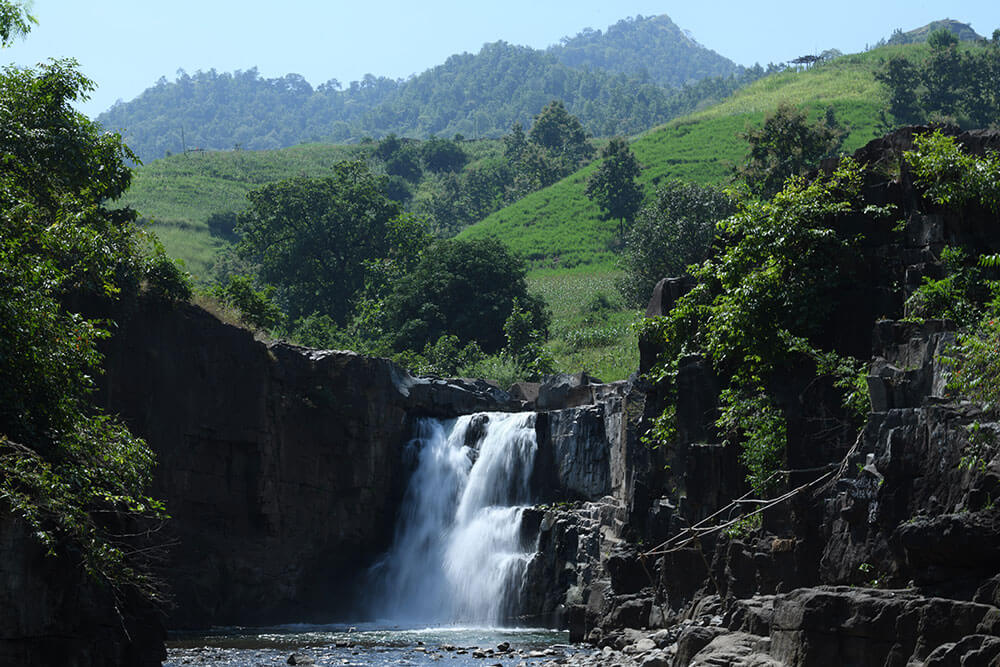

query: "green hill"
left=550, top=14, right=737, bottom=87
left=886, top=19, right=984, bottom=45
left=120, top=143, right=368, bottom=279
left=456, top=46, right=907, bottom=269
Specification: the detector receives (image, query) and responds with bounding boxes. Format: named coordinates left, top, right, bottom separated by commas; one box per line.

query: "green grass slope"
left=121, top=143, right=367, bottom=279
left=457, top=45, right=914, bottom=268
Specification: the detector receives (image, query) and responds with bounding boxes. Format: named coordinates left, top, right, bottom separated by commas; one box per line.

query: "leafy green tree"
left=927, top=27, right=960, bottom=50
left=501, top=299, right=555, bottom=380
left=736, top=102, right=845, bottom=199
left=528, top=99, right=594, bottom=166
left=421, top=135, right=468, bottom=173
left=619, top=180, right=736, bottom=306
left=236, top=161, right=406, bottom=323
left=384, top=238, right=548, bottom=353
left=0, top=0, right=33, bottom=46
left=376, top=133, right=423, bottom=182
left=585, top=136, right=643, bottom=239
left=876, top=32, right=1000, bottom=129
left=876, top=57, right=922, bottom=126
left=0, top=12, right=188, bottom=603
left=642, top=160, right=867, bottom=493
left=213, top=275, right=284, bottom=331
left=206, top=210, right=239, bottom=240
left=503, top=122, right=528, bottom=161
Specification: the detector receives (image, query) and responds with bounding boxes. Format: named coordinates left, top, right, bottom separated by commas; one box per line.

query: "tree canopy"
left=0, top=8, right=188, bottom=603
left=235, top=161, right=417, bottom=323
left=735, top=102, right=845, bottom=199
left=383, top=238, right=547, bottom=354
left=96, top=25, right=763, bottom=163
left=585, top=136, right=643, bottom=238
left=618, top=180, right=735, bottom=306
left=876, top=30, right=1000, bottom=129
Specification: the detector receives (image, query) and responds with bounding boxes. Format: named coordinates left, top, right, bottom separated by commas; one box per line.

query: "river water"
left=165, top=413, right=575, bottom=666
left=165, top=624, right=578, bottom=666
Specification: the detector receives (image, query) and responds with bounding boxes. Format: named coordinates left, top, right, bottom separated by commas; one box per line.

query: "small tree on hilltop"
left=586, top=136, right=643, bottom=240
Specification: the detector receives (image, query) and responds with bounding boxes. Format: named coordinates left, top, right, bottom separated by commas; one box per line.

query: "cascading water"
left=371, top=412, right=538, bottom=626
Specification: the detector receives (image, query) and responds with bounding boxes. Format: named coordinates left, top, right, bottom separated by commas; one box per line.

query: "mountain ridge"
left=97, top=14, right=742, bottom=163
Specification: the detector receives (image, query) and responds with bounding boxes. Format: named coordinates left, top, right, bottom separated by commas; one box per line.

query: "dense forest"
left=550, top=14, right=736, bottom=86
left=95, top=14, right=759, bottom=163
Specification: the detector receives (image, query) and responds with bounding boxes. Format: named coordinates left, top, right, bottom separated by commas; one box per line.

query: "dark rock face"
left=0, top=512, right=165, bottom=666
left=769, top=588, right=1000, bottom=667
left=532, top=128, right=1000, bottom=664
left=98, top=301, right=524, bottom=628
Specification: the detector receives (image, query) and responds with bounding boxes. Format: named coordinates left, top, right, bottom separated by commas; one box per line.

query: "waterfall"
left=371, top=412, right=538, bottom=626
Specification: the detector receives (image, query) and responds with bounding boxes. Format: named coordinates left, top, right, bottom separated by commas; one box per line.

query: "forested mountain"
left=96, top=14, right=748, bottom=163
left=549, top=14, right=737, bottom=87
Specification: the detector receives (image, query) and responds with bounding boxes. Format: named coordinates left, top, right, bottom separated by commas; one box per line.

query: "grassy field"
left=527, top=265, right=641, bottom=381
left=121, top=143, right=369, bottom=279
left=458, top=46, right=901, bottom=269
left=121, top=139, right=509, bottom=280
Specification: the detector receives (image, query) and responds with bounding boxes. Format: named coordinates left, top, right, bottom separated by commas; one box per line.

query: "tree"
left=585, top=136, right=643, bottom=239
left=383, top=238, right=548, bottom=354
left=528, top=99, right=594, bottom=166
left=421, top=135, right=467, bottom=173
left=0, top=0, right=33, bottom=47
left=0, top=9, right=188, bottom=603
left=619, top=180, right=736, bottom=306
left=876, top=33, right=1000, bottom=130
left=236, top=161, right=406, bottom=323
left=736, top=102, right=845, bottom=199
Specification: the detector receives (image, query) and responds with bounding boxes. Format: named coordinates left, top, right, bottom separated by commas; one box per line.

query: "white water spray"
left=371, top=412, right=538, bottom=626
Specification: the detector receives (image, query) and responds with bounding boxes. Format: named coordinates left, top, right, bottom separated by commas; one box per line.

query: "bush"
left=618, top=180, right=735, bottom=306
left=384, top=238, right=548, bottom=354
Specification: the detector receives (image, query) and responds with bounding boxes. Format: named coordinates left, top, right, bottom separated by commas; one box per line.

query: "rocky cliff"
left=0, top=511, right=165, bottom=666
left=514, top=128, right=1000, bottom=665
left=98, top=301, right=534, bottom=628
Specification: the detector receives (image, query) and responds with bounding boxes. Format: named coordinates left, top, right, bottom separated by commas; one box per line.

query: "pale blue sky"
left=2, top=1, right=996, bottom=118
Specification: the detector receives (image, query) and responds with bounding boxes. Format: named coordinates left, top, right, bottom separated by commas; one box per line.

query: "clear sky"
left=2, top=1, right=997, bottom=118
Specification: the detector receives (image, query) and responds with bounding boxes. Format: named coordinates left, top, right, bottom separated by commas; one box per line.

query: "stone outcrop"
left=0, top=512, right=165, bottom=666
left=98, top=300, right=525, bottom=629
left=521, top=128, right=1000, bottom=665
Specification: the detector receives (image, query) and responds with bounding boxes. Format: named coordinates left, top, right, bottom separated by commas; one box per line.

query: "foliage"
left=876, top=33, right=1000, bottom=128
left=97, top=17, right=752, bottom=163
left=618, top=180, right=736, bottom=306
left=904, top=131, right=1000, bottom=213
left=211, top=275, right=283, bottom=332
left=384, top=238, right=548, bottom=354
left=585, top=137, right=643, bottom=238
left=0, top=0, right=33, bottom=47
left=421, top=136, right=468, bottom=173
left=736, top=102, right=845, bottom=198
left=502, top=299, right=556, bottom=380
left=641, top=159, right=866, bottom=493
left=551, top=14, right=737, bottom=87
left=529, top=100, right=595, bottom=166
left=420, top=335, right=485, bottom=377
left=717, top=388, right=786, bottom=495
left=944, top=299, right=1000, bottom=417
left=235, top=161, right=414, bottom=323
left=902, top=134, right=1000, bottom=327
left=0, top=52, right=185, bottom=602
